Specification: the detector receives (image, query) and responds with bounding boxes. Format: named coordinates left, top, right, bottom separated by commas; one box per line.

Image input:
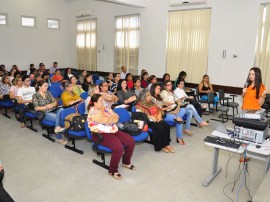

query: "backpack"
left=64, top=113, right=87, bottom=131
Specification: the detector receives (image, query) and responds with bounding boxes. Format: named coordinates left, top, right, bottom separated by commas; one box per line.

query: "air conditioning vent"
left=170, top=0, right=207, bottom=7
left=75, top=9, right=95, bottom=19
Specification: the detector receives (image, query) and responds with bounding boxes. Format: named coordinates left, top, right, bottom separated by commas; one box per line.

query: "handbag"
left=65, top=113, right=87, bottom=131
left=149, top=105, right=159, bottom=116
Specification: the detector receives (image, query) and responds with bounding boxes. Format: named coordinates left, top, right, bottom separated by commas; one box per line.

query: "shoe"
left=122, top=164, right=136, bottom=171
left=54, top=127, right=65, bottom=133
left=20, top=122, right=26, bottom=128
left=166, top=146, right=175, bottom=153
left=108, top=172, right=123, bottom=180
left=162, top=147, right=170, bottom=153
left=56, top=139, right=68, bottom=145
left=183, top=130, right=193, bottom=136
left=174, top=117, right=184, bottom=124
left=176, top=138, right=185, bottom=145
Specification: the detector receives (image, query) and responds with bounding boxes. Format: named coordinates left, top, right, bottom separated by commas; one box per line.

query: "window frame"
left=0, top=13, right=8, bottom=26
left=21, top=15, right=36, bottom=28
left=47, top=18, right=60, bottom=30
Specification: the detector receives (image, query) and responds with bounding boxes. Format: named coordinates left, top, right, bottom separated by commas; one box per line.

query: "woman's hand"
left=189, top=96, right=194, bottom=99
left=242, top=88, right=247, bottom=94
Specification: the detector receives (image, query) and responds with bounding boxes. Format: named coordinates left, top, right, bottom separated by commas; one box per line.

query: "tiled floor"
left=0, top=112, right=266, bottom=202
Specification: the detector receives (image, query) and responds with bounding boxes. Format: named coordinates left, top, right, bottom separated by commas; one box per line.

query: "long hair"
left=148, top=75, right=156, bottom=83
left=201, top=74, right=209, bottom=85
left=137, top=89, right=151, bottom=105
left=88, top=84, right=98, bottom=97
left=35, top=80, right=47, bottom=92
left=117, top=79, right=127, bottom=91
left=150, top=83, right=162, bottom=101
left=176, top=79, right=185, bottom=88
left=177, top=71, right=187, bottom=80
left=246, top=67, right=262, bottom=99
left=162, top=73, right=170, bottom=82
left=84, top=73, right=92, bottom=84
left=89, top=94, right=102, bottom=109
left=1, top=74, right=10, bottom=85
left=163, top=80, right=172, bottom=91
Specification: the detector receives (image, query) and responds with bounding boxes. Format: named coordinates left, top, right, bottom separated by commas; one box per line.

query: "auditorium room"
left=1, top=0, right=270, bottom=201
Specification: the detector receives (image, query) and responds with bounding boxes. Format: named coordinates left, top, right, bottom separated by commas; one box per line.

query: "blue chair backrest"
left=77, top=102, right=86, bottom=115
left=113, top=108, right=130, bottom=123
left=49, top=85, right=63, bottom=98
left=60, top=107, right=77, bottom=127
left=85, top=121, right=92, bottom=141
left=51, top=82, right=62, bottom=86
left=80, top=92, right=88, bottom=100
left=58, top=99, right=63, bottom=106
left=49, top=73, right=54, bottom=78
left=95, top=79, right=104, bottom=85
left=49, top=89, right=58, bottom=98
left=92, top=74, right=99, bottom=83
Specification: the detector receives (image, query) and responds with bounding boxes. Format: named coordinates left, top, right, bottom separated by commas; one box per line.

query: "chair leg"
left=26, top=120, right=38, bottom=132
left=42, top=128, right=55, bottom=142
left=65, top=138, right=84, bottom=154
left=2, top=108, right=11, bottom=119
left=93, top=152, right=109, bottom=170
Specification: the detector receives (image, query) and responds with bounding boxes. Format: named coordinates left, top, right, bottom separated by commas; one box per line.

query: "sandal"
left=162, top=147, right=170, bottom=153
left=183, top=130, right=193, bottom=136
left=176, top=138, right=185, bottom=145
left=174, top=117, right=184, bottom=124
left=109, top=172, right=123, bottom=180
left=166, top=146, right=175, bottom=153
left=20, top=122, right=26, bottom=128
left=122, top=164, right=136, bottom=171
left=198, top=121, right=209, bottom=128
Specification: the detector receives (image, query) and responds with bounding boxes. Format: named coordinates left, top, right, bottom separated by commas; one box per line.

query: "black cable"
left=244, top=161, right=252, bottom=201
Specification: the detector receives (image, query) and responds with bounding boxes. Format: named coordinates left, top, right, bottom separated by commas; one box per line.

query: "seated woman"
left=69, top=76, right=84, bottom=96
left=174, top=79, right=207, bottom=117
left=106, top=73, right=114, bottom=89
left=81, top=74, right=93, bottom=92
left=133, top=77, right=143, bottom=97
left=64, top=67, right=75, bottom=81
left=78, top=70, right=87, bottom=85
left=0, top=74, right=11, bottom=101
left=161, top=80, right=209, bottom=133
left=61, top=81, right=83, bottom=107
left=99, top=81, right=119, bottom=108
left=117, top=79, right=137, bottom=106
left=125, top=73, right=134, bottom=89
left=150, top=83, right=187, bottom=145
left=147, top=75, right=157, bottom=90
left=9, top=76, right=23, bottom=100
left=85, top=84, right=100, bottom=114
left=51, top=69, right=66, bottom=83
left=141, top=71, right=149, bottom=89
left=33, top=80, right=67, bottom=145
left=162, top=73, right=170, bottom=86
left=198, top=74, right=218, bottom=106
left=88, top=94, right=135, bottom=180
left=136, top=89, right=175, bottom=152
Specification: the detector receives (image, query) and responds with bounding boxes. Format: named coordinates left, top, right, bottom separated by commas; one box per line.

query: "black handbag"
left=65, top=113, right=87, bottom=131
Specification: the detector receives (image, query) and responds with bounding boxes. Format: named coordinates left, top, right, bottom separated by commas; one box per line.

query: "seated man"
left=61, top=81, right=83, bottom=107
left=17, top=76, right=36, bottom=128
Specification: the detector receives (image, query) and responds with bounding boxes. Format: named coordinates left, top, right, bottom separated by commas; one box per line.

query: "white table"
left=202, top=130, right=270, bottom=187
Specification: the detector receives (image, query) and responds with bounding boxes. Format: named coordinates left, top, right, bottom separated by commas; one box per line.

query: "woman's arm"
left=209, top=84, right=214, bottom=92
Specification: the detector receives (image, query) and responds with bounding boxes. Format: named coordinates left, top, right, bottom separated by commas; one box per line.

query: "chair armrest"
left=36, top=111, right=46, bottom=121
left=91, top=132, right=103, bottom=151
left=229, top=94, right=237, bottom=102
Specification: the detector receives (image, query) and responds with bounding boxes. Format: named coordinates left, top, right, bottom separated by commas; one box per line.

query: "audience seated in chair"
left=99, top=81, right=119, bottom=109
left=133, top=77, right=143, bottom=96
left=81, top=73, right=93, bottom=92
left=84, top=84, right=100, bottom=114
left=87, top=94, right=135, bottom=180
left=61, top=81, right=83, bottom=107
left=136, top=89, right=176, bottom=152
left=140, top=71, right=149, bottom=89
left=51, top=69, right=66, bottom=83
left=32, top=80, right=67, bottom=145
left=69, top=76, right=84, bottom=96
left=117, top=79, right=136, bottom=106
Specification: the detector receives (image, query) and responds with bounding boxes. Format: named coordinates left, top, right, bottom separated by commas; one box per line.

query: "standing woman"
left=198, top=74, right=219, bottom=106
left=242, top=67, right=267, bottom=110
left=88, top=94, right=135, bottom=180
left=32, top=80, right=67, bottom=144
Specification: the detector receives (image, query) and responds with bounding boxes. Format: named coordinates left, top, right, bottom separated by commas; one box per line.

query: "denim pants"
left=185, top=104, right=203, bottom=130
left=201, top=95, right=219, bottom=106
left=164, top=108, right=186, bottom=138
left=43, top=108, right=64, bottom=139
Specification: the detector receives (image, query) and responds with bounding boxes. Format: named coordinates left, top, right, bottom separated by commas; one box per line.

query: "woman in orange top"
left=242, top=67, right=267, bottom=110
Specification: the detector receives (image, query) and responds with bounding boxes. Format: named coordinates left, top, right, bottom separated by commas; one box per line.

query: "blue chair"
left=95, top=80, right=103, bottom=85
left=48, top=85, right=63, bottom=98
left=48, top=89, right=58, bottom=99
left=60, top=107, right=86, bottom=154
left=80, top=92, right=88, bottom=100
left=85, top=122, right=111, bottom=170
left=92, top=74, right=99, bottom=84
left=113, top=108, right=148, bottom=142
left=77, top=102, right=86, bottom=115
left=0, top=100, right=14, bottom=118
left=37, top=111, right=56, bottom=142
left=51, top=82, right=62, bottom=86
left=24, top=110, right=38, bottom=132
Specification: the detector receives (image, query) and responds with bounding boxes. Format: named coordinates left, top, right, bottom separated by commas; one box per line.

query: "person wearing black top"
left=81, top=73, right=93, bottom=92
left=117, top=79, right=136, bottom=105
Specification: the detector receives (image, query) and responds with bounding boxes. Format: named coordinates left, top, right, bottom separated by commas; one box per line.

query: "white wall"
left=0, top=0, right=70, bottom=70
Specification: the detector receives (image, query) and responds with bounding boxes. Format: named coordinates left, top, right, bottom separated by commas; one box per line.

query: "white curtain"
left=76, top=19, right=97, bottom=71
left=114, top=15, right=140, bottom=75
left=166, top=9, right=211, bottom=83
left=255, top=4, right=270, bottom=87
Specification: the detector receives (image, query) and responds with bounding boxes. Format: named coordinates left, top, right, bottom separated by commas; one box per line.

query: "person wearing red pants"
left=87, top=94, right=135, bottom=180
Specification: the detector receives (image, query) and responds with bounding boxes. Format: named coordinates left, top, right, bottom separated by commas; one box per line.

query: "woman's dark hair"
left=141, top=71, right=148, bottom=80
left=148, top=75, right=156, bottom=83
left=133, top=76, right=140, bottom=84
left=98, top=81, right=107, bottom=92
left=162, top=73, right=170, bottom=81
left=69, top=76, right=76, bottom=82
left=84, top=73, right=92, bottom=83
left=150, top=83, right=162, bottom=101
left=117, top=79, right=127, bottom=91
left=1, top=74, right=9, bottom=84
left=201, top=74, right=209, bottom=84
left=88, top=94, right=102, bottom=109
left=125, top=73, right=132, bottom=80
left=177, top=71, right=187, bottom=80
left=64, top=68, right=71, bottom=75
left=176, top=79, right=185, bottom=87
left=35, top=80, right=47, bottom=92
left=246, top=67, right=262, bottom=99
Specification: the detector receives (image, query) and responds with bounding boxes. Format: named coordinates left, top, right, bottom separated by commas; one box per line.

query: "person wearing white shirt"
left=120, top=66, right=128, bottom=79
left=17, top=75, right=36, bottom=128
left=49, top=62, right=58, bottom=74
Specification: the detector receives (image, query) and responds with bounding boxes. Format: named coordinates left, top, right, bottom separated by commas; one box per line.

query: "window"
left=76, top=19, right=97, bottom=71
left=255, top=4, right=270, bottom=87
left=48, top=19, right=60, bottom=29
left=114, top=15, right=140, bottom=75
left=21, top=16, right=36, bottom=27
left=166, top=9, right=211, bottom=83
left=0, top=13, right=8, bottom=25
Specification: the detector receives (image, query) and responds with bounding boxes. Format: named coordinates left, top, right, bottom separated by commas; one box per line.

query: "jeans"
left=185, top=105, right=203, bottom=130
left=43, top=108, right=64, bottom=139
left=201, top=95, right=219, bottom=106
left=164, top=108, right=186, bottom=138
